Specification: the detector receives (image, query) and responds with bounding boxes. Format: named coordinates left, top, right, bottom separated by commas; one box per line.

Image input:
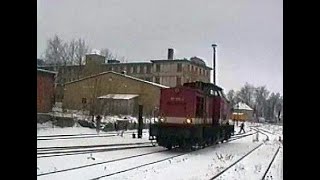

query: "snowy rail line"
left=261, top=146, right=281, bottom=180
left=37, top=134, right=117, bottom=141
left=228, top=132, right=256, bottom=142
left=37, top=130, right=148, bottom=139
left=209, top=143, right=264, bottom=179
left=37, top=142, right=153, bottom=152
left=37, top=123, right=282, bottom=180
left=88, top=132, right=256, bottom=180
left=37, top=149, right=168, bottom=177
left=37, top=145, right=155, bottom=158
left=38, top=128, right=254, bottom=179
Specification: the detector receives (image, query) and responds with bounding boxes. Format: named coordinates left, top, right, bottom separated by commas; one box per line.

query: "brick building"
left=37, top=69, right=56, bottom=113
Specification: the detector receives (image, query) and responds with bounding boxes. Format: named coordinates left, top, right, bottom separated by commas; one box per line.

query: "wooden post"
left=138, top=105, right=143, bottom=138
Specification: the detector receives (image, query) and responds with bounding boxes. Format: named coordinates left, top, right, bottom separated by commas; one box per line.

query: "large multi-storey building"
left=39, top=48, right=212, bottom=101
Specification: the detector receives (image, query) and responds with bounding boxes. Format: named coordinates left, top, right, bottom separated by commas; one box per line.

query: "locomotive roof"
left=183, top=81, right=223, bottom=91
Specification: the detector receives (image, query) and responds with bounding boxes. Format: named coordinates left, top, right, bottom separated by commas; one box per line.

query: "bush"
left=53, top=117, right=75, bottom=127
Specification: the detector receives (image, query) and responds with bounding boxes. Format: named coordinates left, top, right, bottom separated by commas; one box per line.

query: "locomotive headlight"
left=186, top=118, right=192, bottom=124
left=159, top=117, right=166, bottom=123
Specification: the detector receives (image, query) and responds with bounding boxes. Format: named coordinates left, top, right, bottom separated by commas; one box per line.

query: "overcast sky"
left=37, top=0, right=283, bottom=94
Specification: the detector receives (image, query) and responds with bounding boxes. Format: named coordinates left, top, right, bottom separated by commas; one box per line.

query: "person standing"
left=239, top=122, right=245, bottom=134
left=96, top=115, right=102, bottom=134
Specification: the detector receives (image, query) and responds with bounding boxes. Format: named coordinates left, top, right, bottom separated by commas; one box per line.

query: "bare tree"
left=119, top=56, right=126, bottom=63
left=254, top=86, right=270, bottom=118
left=100, top=48, right=116, bottom=62
left=226, top=89, right=236, bottom=107
left=236, top=83, right=255, bottom=107
left=75, top=38, right=90, bottom=78
left=100, top=48, right=127, bottom=63
left=67, top=39, right=77, bottom=65
left=44, top=35, right=72, bottom=84
left=265, top=92, right=281, bottom=121
left=44, top=35, right=65, bottom=68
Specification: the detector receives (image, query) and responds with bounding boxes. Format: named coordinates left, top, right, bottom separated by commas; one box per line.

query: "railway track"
left=261, top=146, right=281, bottom=180
left=38, top=129, right=253, bottom=179
left=37, top=142, right=152, bottom=152
left=37, top=149, right=168, bottom=177
left=209, top=143, right=264, bottom=179
left=256, top=127, right=281, bottom=136
left=37, top=134, right=117, bottom=141
left=37, top=130, right=148, bottom=139
left=88, top=131, right=255, bottom=180
left=250, top=127, right=270, bottom=141
left=228, top=132, right=256, bottom=142
left=88, top=150, right=190, bottom=180
left=37, top=144, right=155, bottom=158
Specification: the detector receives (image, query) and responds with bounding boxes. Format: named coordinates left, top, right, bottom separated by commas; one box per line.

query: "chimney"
left=168, top=48, right=174, bottom=60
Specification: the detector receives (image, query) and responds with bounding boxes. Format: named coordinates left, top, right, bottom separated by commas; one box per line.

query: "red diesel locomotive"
left=149, top=81, right=234, bottom=149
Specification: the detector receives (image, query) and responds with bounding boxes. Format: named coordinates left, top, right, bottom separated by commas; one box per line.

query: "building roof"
left=65, top=71, right=169, bottom=88
left=103, top=62, right=152, bottom=65
left=234, top=102, right=253, bottom=111
left=37, top=68, right=57, bottom=74
left=98, top=94, right=139, bottom=100
left=150, top=59, right=212, bottom=70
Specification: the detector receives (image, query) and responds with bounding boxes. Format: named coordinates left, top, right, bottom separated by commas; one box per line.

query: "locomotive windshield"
left=195, top=96, right=204, bottom=118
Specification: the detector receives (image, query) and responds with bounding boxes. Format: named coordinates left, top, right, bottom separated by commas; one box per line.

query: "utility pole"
left=212, top=44, right=217, bottom=85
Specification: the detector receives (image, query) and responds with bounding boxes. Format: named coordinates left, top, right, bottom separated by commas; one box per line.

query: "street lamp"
left=211, top=44, right=217, bottom=85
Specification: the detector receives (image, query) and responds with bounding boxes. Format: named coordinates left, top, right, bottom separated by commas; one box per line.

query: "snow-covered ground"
left=37, top=122, right=283, bottom=180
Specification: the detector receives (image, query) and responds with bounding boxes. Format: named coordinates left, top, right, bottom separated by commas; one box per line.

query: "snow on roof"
left=234, top=102, right=253, bottom=111
left=87, top=49, right=101, bottom=55
left=98, top=94, right=139, bottom=100
left=65, top=71, right=169, bottom=89
left=121, top=73, right=169, bottom=88
left=37, top=68, right=57, bottom=74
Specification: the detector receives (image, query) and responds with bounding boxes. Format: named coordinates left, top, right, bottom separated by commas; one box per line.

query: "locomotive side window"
left=195, top=96, right=204, bottom=118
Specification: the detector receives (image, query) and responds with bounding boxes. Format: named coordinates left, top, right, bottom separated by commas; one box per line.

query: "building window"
left=155, top=77, right=160, bottom=83
left=146, top=77, right=152, bottom=82
left=187, top=65, right=190, bottom=72
left=139, top=65, right=144, bottom=74
left=177, top=63, right=182, bottom=72
left=200, top=68, right=202, bottom=75
left=146, top=65, right=151, bottom=74
left=191, top=65, right=194, bottom=72
left=82, top=98, right=87, bottom=104
left=133, top=66, right=137, bottom=73
left=176, top=76, right=181, bottom=86
left=156, top=64, right=161, bottom=72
